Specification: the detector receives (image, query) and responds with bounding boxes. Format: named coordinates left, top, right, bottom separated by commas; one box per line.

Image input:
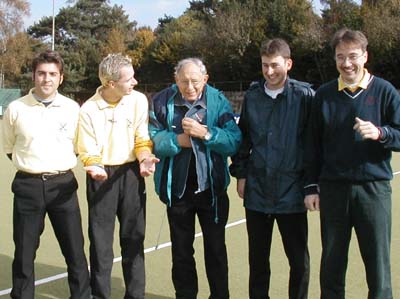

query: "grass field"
left=0, top=121, right=399, bottom=298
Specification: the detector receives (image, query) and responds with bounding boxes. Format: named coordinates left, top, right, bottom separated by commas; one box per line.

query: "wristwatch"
left=203, top=131, right=212, bottom=141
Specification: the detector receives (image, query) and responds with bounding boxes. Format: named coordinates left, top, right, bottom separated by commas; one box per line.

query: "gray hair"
left=99, top=53, right=132, bottom=86
left=174, top=58, right=207, bottom=76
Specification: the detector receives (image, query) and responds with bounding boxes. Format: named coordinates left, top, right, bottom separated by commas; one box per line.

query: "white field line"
left=0, top=218, right=247, bottom=296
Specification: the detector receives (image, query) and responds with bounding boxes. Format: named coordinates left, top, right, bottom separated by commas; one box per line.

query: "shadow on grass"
left=108, top=276, right=174, bottom=299
left=0, top=255, right=173, bottom=299
left=0, top=253, right=73, bottom=298
left=145, top=294, right=174, bottom=298
left=0, top=254, right=13, bottom=291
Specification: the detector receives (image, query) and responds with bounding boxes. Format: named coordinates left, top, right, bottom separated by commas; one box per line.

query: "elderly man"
left=77, top=53, right=158, bottom=299
left=2, top=50, right=90, bottom=299
left=149, top=57, right=241, bottom=299
left=304, top=29, right=400, bottom=298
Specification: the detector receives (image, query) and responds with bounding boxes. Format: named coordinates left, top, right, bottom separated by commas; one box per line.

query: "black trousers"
left=11, top=171, right=90, bottom=299
left=167, top=189, right=230, bottom=299
left=319, top=181, right=392, bottom=299
left=87, top=162, right=146, bottom=299
left=246, top=209, right=310, bottom=299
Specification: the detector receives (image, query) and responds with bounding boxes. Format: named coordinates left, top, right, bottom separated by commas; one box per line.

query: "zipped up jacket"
left=230, top=78, right=314, bottom=214
left=149, top=84, right=242, bottom=206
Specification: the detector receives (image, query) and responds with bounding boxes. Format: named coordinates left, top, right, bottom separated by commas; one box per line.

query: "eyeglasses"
left=334, top=52, right=365, bottom=63
left=178, top=79, right=204, bottom=87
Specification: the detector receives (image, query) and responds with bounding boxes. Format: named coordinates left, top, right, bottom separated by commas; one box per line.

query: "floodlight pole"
left=52, top=0, right=55, bottom=50
left=0, top=39, right=6, bottom=88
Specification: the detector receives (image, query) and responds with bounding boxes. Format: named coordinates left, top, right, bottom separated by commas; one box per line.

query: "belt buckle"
left=41, top=173, right=51, bottom=181
left=41, top=172, right=58, bottom=180
left=40, top=170, right=69, bottom=180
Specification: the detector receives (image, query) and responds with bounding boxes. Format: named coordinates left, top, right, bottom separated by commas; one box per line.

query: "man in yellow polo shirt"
left=77, top=53, right=158, bottom=299
left=2, top=50, right=90, bottom=299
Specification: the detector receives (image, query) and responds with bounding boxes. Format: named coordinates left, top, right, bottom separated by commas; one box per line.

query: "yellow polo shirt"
left=338, top=69, right=371, bottom=92
left=77, top=87, right=152, bottom=166
left=2, top=88, right=79, bottom=173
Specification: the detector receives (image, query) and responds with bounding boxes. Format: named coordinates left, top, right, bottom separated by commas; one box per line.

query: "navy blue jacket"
left=149, top=84, right=241, bottom=206
left=230, top=78, right=314, bottom=214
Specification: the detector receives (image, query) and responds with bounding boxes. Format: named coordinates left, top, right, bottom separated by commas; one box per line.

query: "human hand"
left=139, top=155, right=160, bottom=177
left=84, top=165, right=108, bottom=181
left=182, top=117, right=208, bottom=139
left=237, top=178, right=246, bottom=199
left=177, top=133, right=192, bottom=148
left=304, top=194, right=320, bottom=211
left=353, top=117, right=380, bottom=140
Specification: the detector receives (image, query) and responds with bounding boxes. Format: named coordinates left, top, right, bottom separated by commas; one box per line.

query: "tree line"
left=1, top=0, right=400, bottom=96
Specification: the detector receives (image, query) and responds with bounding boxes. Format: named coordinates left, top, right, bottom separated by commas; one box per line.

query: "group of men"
left=2, top=27, right=399, bottom=299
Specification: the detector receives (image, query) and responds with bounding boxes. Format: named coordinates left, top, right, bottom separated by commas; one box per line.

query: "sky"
left=23, top=0, right=362, bottom=30
left=24, top=0, right=191, bottom=29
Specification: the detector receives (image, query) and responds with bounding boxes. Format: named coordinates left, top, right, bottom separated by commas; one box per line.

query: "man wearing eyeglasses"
left=304, top=29, right=400, bottom=298
left=149, top=57, right=241, bottom=299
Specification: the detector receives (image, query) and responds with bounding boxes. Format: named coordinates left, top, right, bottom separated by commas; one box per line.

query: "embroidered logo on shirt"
left=365, top=96, right=376, bottom=106
left=59, top=123, right=67, bottom=132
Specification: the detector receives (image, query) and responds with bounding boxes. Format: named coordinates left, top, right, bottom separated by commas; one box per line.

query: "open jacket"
left=149, top=84, right=241, bottom=208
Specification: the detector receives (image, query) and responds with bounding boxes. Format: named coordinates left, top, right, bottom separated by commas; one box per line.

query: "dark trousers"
left=167, top=189, right=230, bottom=299
left=246, top=209, right=310, bottom=299
left=319, top=181, right=392, bottom=299
left=87, top=162, right=146, bottom=299
left=10, top=171, right=90, bottom=299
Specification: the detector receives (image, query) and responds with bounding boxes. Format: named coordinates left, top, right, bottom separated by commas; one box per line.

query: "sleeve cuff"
left=378, top=126, right=389, bottom=143
left=82, top=156, right=103, bottom=167
left=304, top=184, right=319, bottom=195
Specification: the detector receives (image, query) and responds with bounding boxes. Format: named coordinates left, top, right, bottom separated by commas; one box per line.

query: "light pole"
left=52, top=0, right=55, bottom=50
left=0, top=39, right=6, bottom=88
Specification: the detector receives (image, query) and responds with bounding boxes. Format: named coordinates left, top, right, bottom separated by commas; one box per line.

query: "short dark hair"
left=260, top=38, right=291, bottom=59
left=32, top=50, right=64, bottom=75
left=330, top=28, right=368, bottom=52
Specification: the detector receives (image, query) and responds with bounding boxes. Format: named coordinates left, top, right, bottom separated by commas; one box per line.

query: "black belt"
left=17, top=170, right=71, bottom=181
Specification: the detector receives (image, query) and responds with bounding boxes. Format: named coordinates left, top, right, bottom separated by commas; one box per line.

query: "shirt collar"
left=262, top=78, right=289, bottom=96
left=174, top=90, right=206, bottom=109
left=95, top=86, right=126, bottom=110
left=27, top=88, right=62, bottom=107
left=338, top=69, right=371, bottom=92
